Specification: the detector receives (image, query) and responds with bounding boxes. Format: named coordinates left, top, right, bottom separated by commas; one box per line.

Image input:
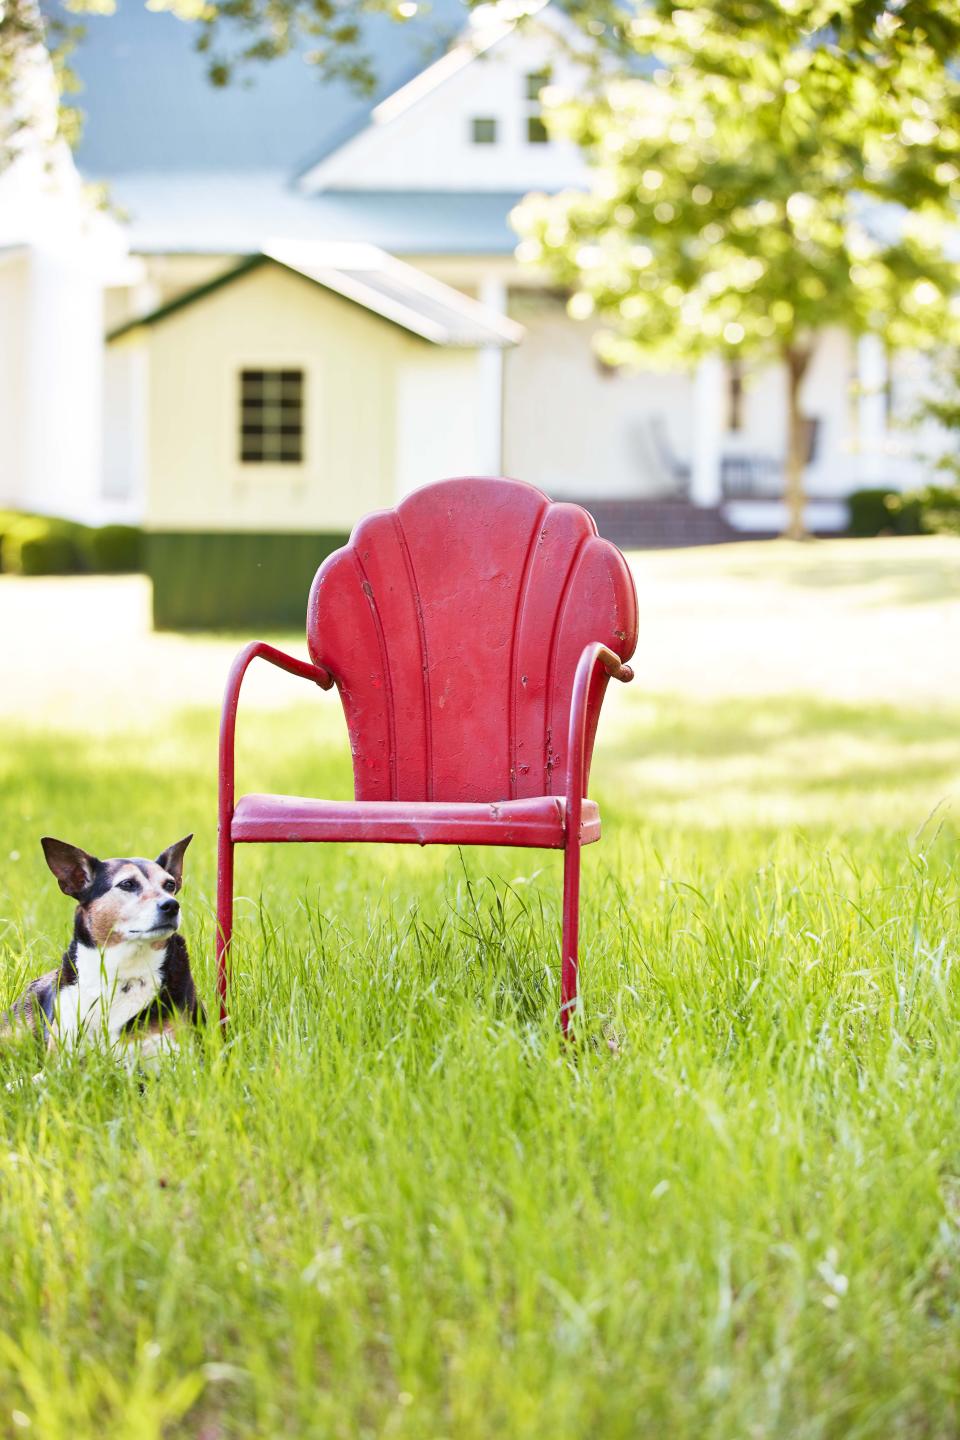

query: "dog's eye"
left=163, top=879, right=176, bottom=893
left=116, top=877, right=140, bottom=893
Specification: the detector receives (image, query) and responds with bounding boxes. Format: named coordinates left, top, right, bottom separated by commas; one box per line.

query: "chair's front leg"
left=560, top=840, right=581, bottom=1034
left=562, top=642, right=635, bottom=1035
left=215, top=829, right=234, bottom=1026
left=215, top=642, right=333, bottom=1025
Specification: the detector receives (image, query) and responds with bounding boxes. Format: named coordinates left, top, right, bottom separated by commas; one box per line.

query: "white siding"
left=303, top=22, right=589, bottom=194
left=102, top=340, right=148, bottom=511
left=395, top=347, right=486, bottom=500
left=503, top=291, right=692, bottom=499
left=0, top=252, right=28, bottom=509
left=24, top=250, right=105, bottom=522
left=0, top=249, right=106, bottom=521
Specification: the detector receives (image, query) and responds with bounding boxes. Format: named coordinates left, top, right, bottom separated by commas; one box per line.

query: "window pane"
left=525, top=70, right=549, bottom=101
left=238, top=368, right=304, bottom=465
left=527, top=114, right=549, bottom=144
left=471, top=116, right=497, bottom=144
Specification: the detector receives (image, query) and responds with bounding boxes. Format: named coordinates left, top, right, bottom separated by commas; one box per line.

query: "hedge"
left=84, top=524, right=144, bottom=573
left=891, top=483, right=960, bottom=536
left=847, top=488, right=924, bottom=537
left=0, top=512, right=144, bottom=576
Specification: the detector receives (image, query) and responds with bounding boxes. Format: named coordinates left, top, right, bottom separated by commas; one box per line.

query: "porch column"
left=856, top=333, right=888, bottom=486
left=478, top=276, right=506, bottom=476
left=690, top=353, right=725, bottom=506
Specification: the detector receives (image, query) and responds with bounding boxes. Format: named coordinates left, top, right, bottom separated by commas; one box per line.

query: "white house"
left=0, top=0, right=943, bottom=622
left=0, top=38, right=135, bottom=526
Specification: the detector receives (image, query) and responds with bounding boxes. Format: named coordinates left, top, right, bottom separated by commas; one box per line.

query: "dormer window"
left=524, top=70, right=551, bottom=145
left=471, top=117, right=498, bottom=144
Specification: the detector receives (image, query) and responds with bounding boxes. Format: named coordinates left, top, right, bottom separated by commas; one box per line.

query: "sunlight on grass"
left=1, top=542, right=958, bottom=1437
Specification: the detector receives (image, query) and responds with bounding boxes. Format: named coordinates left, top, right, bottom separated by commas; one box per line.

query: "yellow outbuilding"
left=108, top=240, right=522, bottom=627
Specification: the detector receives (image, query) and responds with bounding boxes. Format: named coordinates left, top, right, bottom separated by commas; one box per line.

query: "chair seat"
left=231, top=793, right=601, bottom=849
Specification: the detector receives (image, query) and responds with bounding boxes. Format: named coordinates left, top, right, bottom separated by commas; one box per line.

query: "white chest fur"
left=53, top=940, right=166, bottom=1049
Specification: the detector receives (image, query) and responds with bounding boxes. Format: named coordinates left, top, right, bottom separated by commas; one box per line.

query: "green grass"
left=2, top=599, right=960, bottom=1435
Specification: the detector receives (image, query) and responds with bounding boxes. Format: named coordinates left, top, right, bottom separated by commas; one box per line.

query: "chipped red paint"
left=216, top=477, right=637, bottom=1032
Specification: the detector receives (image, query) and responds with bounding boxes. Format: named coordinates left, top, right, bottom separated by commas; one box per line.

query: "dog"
left=3, top=835, right=202, bottom=1062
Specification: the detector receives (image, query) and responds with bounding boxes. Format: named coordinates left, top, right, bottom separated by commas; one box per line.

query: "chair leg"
left=215, top=828, right=234, bottom=1026
left=560, top=840, right=581, bottom=1034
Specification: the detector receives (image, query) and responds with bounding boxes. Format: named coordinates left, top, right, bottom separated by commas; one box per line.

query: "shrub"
left=893, top=482, right=960, bottom=536
left=0, top=510, right=38, bottom=573
left=1, top=516, right=88, bottom=576
left=847, top=488, right=924, bottom=537
left=0, top=513, right=146, bottom=575
left=847, top=488, right=895, bottom=536
left=83, top=524, right=144, bottom=573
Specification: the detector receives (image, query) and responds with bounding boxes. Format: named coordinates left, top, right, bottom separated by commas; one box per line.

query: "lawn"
left=1, top=538, right=959, bottom=1439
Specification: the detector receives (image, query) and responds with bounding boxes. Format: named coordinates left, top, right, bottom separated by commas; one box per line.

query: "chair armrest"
left=219, top=642, right=334, bottom=821
left=565, top=642, right=634, bottom=843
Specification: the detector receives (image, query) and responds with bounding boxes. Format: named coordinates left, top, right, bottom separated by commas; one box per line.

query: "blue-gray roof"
left=101, top=171, right=528, bottom=255
left=64, top=0, right=465, bottom=176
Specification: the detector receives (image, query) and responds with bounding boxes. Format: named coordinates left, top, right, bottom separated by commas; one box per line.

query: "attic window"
left=239, top=368, right=304, bottom=464
left=524, top=70, right=551, bottom=144
left=471, top=116, right=498, bottom=144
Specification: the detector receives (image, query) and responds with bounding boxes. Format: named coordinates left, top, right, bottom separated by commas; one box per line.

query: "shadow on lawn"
left=720, top=548, right=960, bottom=607
left=0, top=693, right=957, bottom=906
left=597, top=692, right=960, bottom=830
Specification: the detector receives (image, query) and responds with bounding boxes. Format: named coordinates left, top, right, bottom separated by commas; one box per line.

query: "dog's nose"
left=158, top=897, right=179, bottom=918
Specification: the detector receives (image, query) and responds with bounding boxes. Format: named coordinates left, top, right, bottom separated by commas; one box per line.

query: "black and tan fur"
left=3, top=835, right=202, bottom=1060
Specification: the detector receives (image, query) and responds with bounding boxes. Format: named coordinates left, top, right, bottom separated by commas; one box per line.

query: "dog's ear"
left=156, top=834, right=192, bottom=892
left=40, top=837, right=99, bottom=899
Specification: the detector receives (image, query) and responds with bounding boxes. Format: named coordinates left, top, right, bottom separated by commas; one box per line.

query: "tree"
left=513, top=2, right=960, bottom=538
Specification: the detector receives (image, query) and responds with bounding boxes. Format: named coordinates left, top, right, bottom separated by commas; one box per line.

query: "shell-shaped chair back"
left=308, top=477, right=638, bottom=804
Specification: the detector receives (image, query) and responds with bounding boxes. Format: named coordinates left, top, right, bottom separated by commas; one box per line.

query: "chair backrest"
left=308, top=477, right=638, bottom=803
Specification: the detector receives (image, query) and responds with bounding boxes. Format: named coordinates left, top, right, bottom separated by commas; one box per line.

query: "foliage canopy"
left=513, top=1, right=960, bottom=533
left=515, top=3, right=960, bottom=366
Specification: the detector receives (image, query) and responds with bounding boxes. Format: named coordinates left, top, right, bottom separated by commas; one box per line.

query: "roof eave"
left=106, top=246, right=525, bottom=348
left=106, top=254, right=266, bottom=342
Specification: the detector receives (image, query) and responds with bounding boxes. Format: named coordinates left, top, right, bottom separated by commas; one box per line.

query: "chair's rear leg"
left=215, top=829, right=234, bottom=1026
left=560, top=840, right=581, bottom=1034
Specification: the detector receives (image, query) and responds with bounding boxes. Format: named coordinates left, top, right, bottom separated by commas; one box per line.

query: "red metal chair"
left=216, top=476, right=638, bottom=1030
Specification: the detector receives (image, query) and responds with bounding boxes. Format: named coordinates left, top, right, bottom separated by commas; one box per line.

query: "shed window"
left=239, top=368, right=303, bottom=464
left=471, top=116, right=498, bottom=144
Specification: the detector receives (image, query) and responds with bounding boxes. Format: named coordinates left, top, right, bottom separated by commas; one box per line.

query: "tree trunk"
left=784, top=345, right=811, bottom=541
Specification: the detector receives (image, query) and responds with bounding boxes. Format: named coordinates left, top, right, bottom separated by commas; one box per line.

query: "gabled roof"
left=107, top=239, right=524, bottom=347
left=297, top=0, right=557, bottom=193
left=368, top=1, right=551, bottom=127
